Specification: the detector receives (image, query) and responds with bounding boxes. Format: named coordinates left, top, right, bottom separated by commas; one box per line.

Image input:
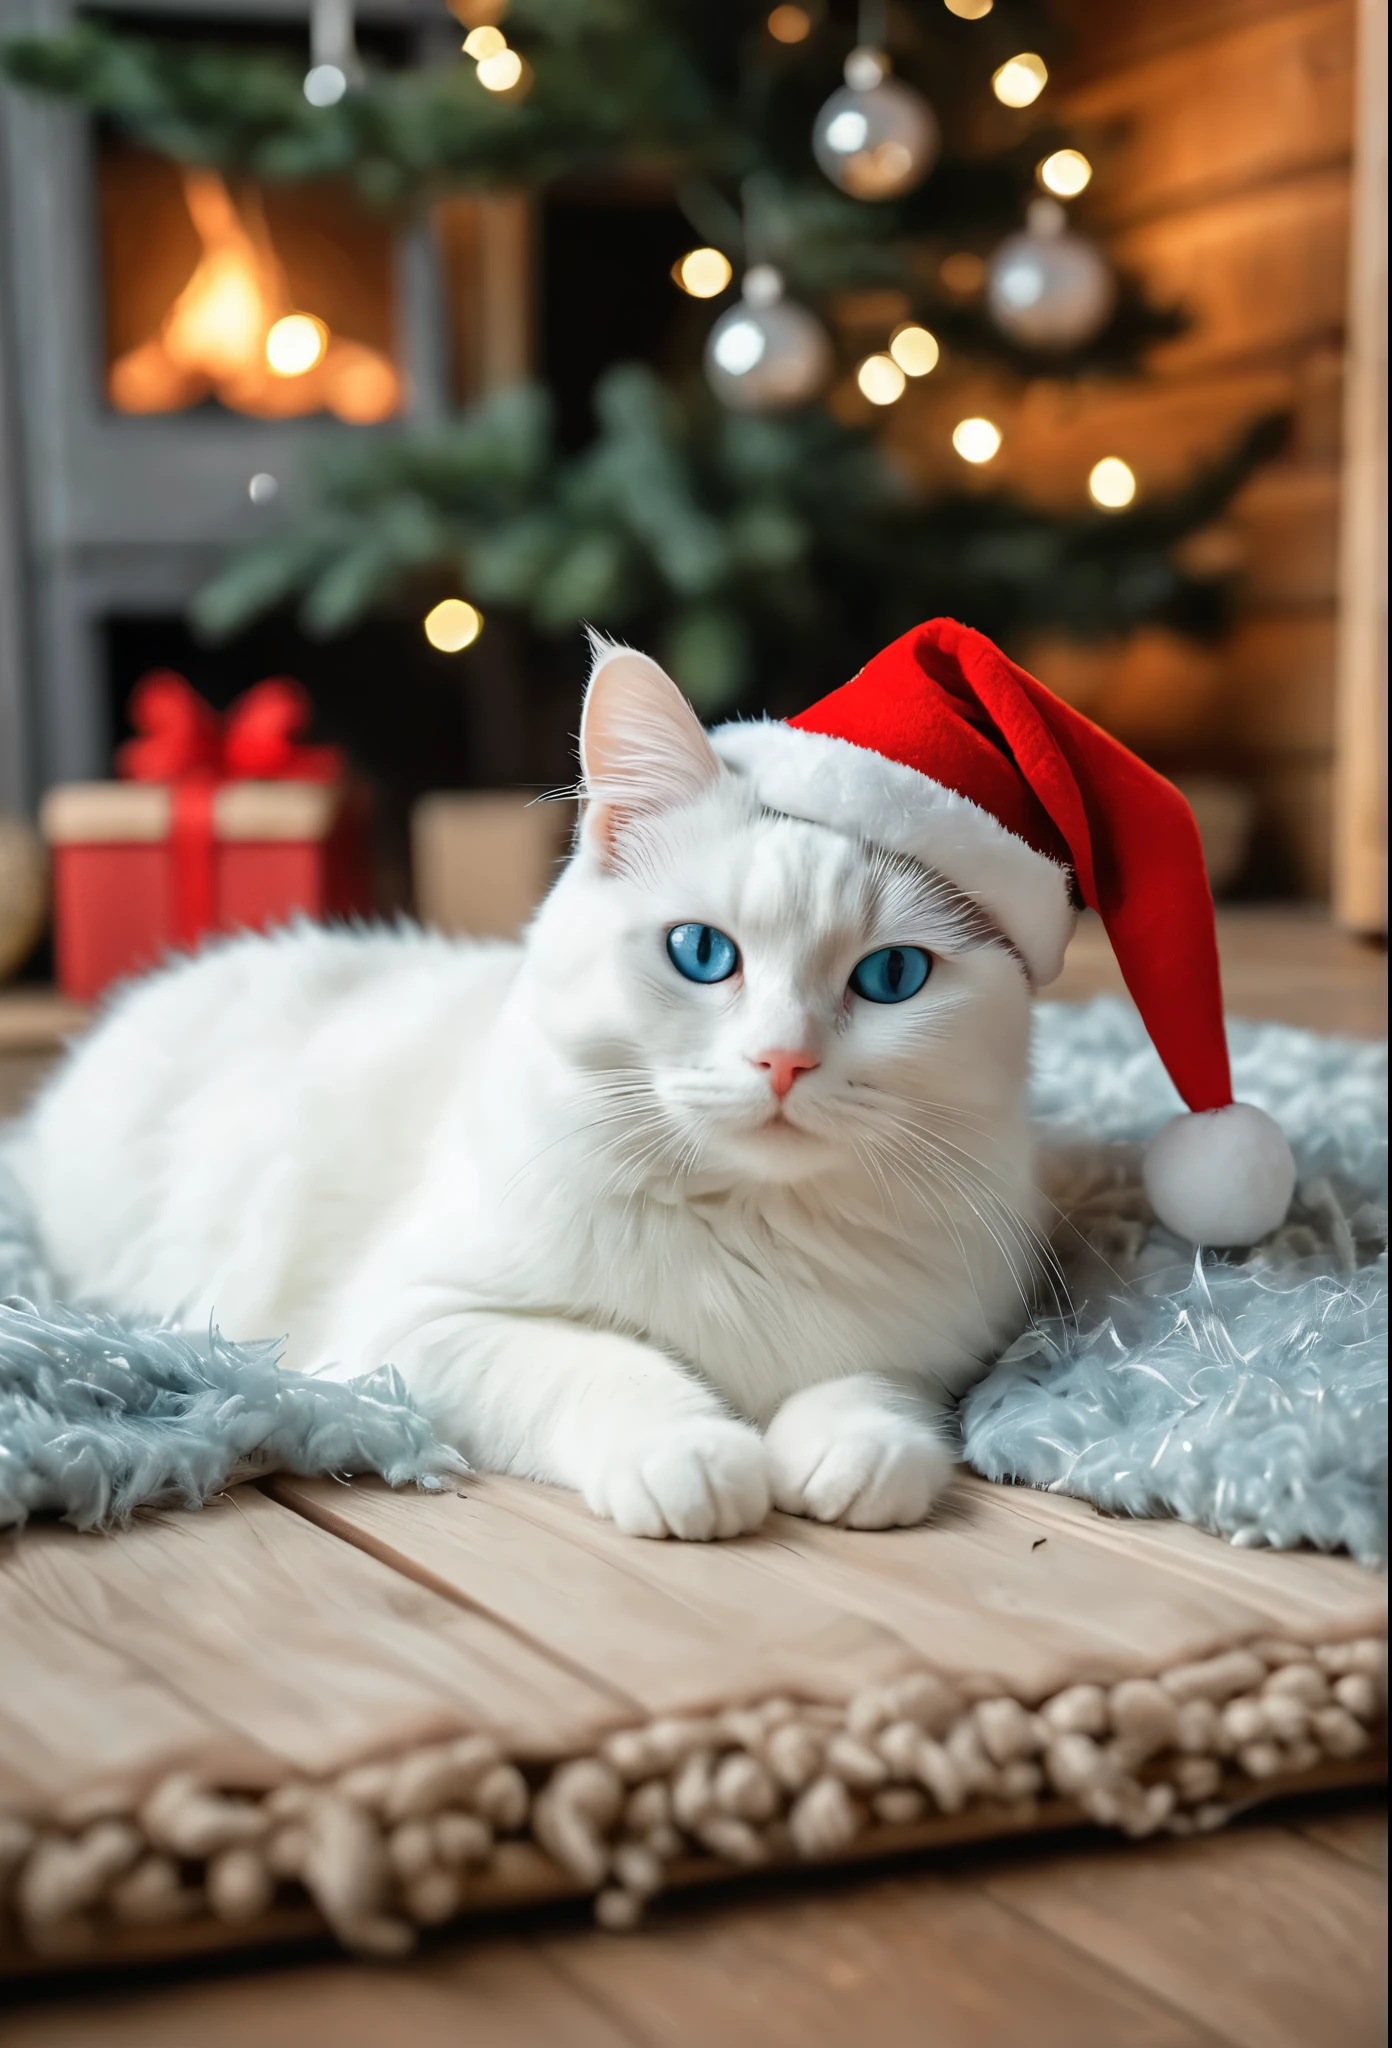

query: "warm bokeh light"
left=939, top=251, right=986, bottom=295
left=889, top=323, right=939, bottom=376
left=1038, top=148, right=1092, bottom=197
left=992, top=53, right=1048, bottom=107
left=477, top=47, right=523, bottom=91
left=944, top=0, right=993, bottom=17
left=1089, top=456, right=1137, bottom=509
left=463, top=25, right=507, bottom=59
left=767, top=5, right=811, bottom=42
left=325, top=345, right=400, bottom=424
left=303, top=64, right=347, bottom=107
left=672, top=247, right=734, bottom=298
left=857, top=353, right=907, bottom=405
left=265, top=313, right=327, bottom=378
left=424, top=599, right=484, bottom=652
left=952, top=416, right=1002, bottom=463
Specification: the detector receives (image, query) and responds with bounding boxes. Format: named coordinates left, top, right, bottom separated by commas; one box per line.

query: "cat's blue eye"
left=849, top=946, right=932, bottom=1004
left=667, top=924, right=739, bottom=985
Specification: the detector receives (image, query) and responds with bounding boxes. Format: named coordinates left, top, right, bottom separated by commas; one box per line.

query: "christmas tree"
left=2, top=0, right=1282, bottom=716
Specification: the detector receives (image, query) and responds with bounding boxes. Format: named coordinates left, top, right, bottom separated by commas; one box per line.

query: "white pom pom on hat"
left=1143, top=1103, right=1297, bottom=1248
left=710, top=617, right=1298, bottom=1247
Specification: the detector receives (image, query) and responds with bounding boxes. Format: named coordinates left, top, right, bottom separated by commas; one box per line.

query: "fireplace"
left=101, top=142, right=402, bottom=423
left=0, top=0, right=528, bottom=814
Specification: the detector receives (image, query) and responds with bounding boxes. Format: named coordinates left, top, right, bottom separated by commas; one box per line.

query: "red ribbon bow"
left=118, top=670, right=343, bottom=785
left=116, top=670, right=345, bottom=946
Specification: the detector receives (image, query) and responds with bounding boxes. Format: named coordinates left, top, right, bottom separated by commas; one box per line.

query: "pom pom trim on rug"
left=0, top=1635, right=1383, bottom=1962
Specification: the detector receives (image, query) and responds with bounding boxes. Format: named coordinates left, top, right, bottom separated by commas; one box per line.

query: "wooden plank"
left=1116, top=170, right=1350, bottom=375
left=2, top=1942, right=636, bottom=2048
left=1232, top=463, right=1342, bottom=607
left=1225, top=613, right=1338, bottom=753
left=0, top=1050, right=60, bottom=1122
left=287, top=1462, right=1348, bottom=1713
left=0, top=1562, right=272, bottom=1825
left=1295, top=1804, right=1388, bottom=1874
left=1063, top=2, right=1355, bottom=227
left=1332, top=0, right=1388, bottom=934
left=984, top=1823, right=1387, bottom=2048
left=1055, top=0, right=1338, bottom=82
left=960, top=1479, right=1389, bottom=1645
left=615, top=1484, right=1307, bottom=1703
left=539, top=1864, right=1218, bottom=2048
left=1256, top=760, right=1336, bottom=899
left=271, top=1474, right=920, bottom=1716
left=0, top=991, right=91, bottom=1054
left=3, top=1490, right=624, bottom=1783
left=1048, top=907, right=1388, bottom=1036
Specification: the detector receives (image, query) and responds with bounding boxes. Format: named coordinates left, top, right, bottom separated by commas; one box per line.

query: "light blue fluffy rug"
left=0, top=1162, right=463, bottom=1532
left=0, top=999, right=1385, bottom=1563
left=961, top=1000, right=1387, bottom=1568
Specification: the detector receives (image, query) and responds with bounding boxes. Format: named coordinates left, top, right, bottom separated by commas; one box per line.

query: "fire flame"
left=109, top=169, right=400, bottom=423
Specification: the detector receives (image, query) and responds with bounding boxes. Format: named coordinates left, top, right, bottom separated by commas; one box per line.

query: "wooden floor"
left=3, top=1797, right=1385, bottom=2048
left=1, top=910, right=1386, bottom=2045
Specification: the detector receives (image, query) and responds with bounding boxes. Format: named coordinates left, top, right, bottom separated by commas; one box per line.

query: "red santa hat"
left=711, top=617, right=1296, bottom=1247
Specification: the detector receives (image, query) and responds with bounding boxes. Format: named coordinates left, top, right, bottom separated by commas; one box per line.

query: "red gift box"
left=40, top=671, right=373, bottom=1001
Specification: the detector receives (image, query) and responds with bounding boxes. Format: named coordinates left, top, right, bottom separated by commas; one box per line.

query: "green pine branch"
left=192, top=367, right=1285, bottom=714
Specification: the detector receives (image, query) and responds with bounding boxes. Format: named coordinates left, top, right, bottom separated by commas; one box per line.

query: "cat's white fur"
left=12, top=648, right=1042, bottom=1539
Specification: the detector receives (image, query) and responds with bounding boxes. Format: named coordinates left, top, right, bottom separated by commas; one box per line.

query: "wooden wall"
left=888, top=0, right=1358, bottom=897
left=1064, top=0, right=1356, bottom=898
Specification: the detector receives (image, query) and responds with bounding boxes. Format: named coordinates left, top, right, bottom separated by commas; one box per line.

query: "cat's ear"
left=579, top=635, right=720, bottom=864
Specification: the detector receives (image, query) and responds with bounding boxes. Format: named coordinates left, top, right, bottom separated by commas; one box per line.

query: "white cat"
left=12, top=644, right=1044, bottom=1538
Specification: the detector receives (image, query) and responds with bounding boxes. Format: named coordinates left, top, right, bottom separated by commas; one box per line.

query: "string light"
left=1088, top=457, right=1137, bottom=509
left=889, top=324, right=939, bottom=375
left=477, top=47, right=523, bottom=91
left=247, top=473, right=278, bottom=505
left=944, top=0, right=993, bottom=16
left=857, top=353, right=906, bottom=405
left=303, top=64, right=347, bottom=106
left=265, top=314, right=327, bottom=377
left=672, top=248, right=733, bottom=298
left=424, top=599, right=483, bottom=652
left=940, top=251, right=986, bottom=295
left=952, top=417, right=1001, bottom=463
left=992, top=53, right=1048, bottom=107
left=767, top=4, right=811, bottom=41
left=463, top=25, right=507, bottom=59
left=1038, top=148, right=1092, bottom=197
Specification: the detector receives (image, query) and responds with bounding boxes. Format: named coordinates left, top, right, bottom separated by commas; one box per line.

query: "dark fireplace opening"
left=540, top=185, right=711, bottom=450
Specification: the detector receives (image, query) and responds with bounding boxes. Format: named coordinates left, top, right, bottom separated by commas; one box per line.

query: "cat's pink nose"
left=752, top=1049, right=820, bottom=1099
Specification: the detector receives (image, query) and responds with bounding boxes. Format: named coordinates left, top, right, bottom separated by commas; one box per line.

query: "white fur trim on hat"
left=1143, top=1103, right=1297, bottom=1246
left=711, top=719, right=1075, bottom=985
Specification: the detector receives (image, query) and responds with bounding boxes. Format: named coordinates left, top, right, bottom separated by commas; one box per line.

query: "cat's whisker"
left=867, top=1114, right=1064, bottom=1318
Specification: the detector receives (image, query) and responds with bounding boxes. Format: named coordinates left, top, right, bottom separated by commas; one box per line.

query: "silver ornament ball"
left=812, top=48, right=939, bottom=202
left=704, top=267, right=832, bottom=412
left=986, top=198, right=1116, bottom=349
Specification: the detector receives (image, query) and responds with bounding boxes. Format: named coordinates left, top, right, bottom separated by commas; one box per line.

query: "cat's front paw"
left=586, top=1416, right=770, bottom=1541
left=765, top=1381, right=953, bottom=1529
